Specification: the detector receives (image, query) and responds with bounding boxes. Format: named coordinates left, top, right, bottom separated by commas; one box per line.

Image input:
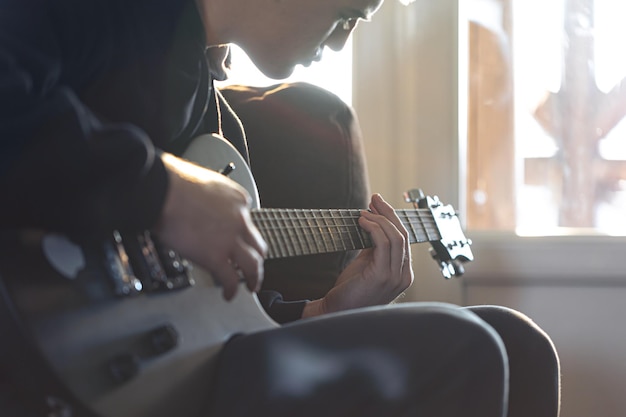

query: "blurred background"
left=219, top=1, right=626, bottom=416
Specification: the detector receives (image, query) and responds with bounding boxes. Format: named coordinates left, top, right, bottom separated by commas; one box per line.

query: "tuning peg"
left=459, top=239, right=472, bottom=248
left=430, top=248, right=465, bottom=279
left=430, top=249, right=451, bottom=279
left=450, top=260, right=465, bottom=276
left=404, top=188, right=425, bottom=204
left=441, top=260, right=464, bottom=279
left=440, top=262, right=453, bottom=279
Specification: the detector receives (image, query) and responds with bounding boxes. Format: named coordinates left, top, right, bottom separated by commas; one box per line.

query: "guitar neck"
left=251, top=208, right=440, bottom=259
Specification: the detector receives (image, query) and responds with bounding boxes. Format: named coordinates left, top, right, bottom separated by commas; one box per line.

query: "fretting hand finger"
left=366, top=194, right=411, bottom=276
left=319, top=194, right=414, bottom=313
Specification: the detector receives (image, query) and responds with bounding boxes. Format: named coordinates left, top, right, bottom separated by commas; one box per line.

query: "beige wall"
left=352, top=1, right=626, bottom=416
left=353, top=0, right=465, bottom=305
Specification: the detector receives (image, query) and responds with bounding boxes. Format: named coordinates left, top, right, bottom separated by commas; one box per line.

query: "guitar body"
left=0, top=134, right=277, bottom=417
left=0, top=134, right=472, bottom=417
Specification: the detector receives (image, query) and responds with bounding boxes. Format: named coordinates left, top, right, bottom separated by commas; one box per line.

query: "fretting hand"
left=302, top=194, right=414, bottom=317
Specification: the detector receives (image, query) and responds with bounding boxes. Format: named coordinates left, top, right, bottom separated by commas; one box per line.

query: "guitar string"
left=252, top=220, right=441, bottom=233
left=252, top=224, right=441, bottom=237
left=250, top=212, right=442, bottom=224
left=256, top=222, right=440, bottom=256
left=251, top=208, right=438, bottom=214
left=251, top=209, right=454, bottom=257
left=250, top=211, right=447, bottom=226
left=252, top=219, right=440, bottom=235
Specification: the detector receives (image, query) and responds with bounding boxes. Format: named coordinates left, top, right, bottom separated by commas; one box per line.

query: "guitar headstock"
left=405, top=189, right=473, bottom=279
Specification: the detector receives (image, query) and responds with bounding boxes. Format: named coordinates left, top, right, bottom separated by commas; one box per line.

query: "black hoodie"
left=0, top=0, right=305, bottom=321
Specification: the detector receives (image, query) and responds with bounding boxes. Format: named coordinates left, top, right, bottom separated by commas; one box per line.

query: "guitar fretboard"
left=251, top=208, right=441, bottom=259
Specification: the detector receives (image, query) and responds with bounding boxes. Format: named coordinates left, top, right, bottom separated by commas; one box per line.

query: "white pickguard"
left=184, top=134, right=261, bottom=209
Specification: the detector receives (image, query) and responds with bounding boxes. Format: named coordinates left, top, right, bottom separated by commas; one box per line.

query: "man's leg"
left=468, top=305, right=561, bottom=417
left=207, top=303, right=508, bottom=417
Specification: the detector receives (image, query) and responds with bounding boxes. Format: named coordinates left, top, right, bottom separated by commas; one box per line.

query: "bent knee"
left=388, top=303, right=510, bottom=370
left=467, top=305, right=559, bottom=365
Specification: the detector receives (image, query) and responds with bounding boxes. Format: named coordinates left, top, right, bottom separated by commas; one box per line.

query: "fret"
left=340, top=210, right=355, bottom=251
left=400, top=210, right=419, bottom=244
left=417, top=209, right=433, bottom=242
left=267, top=210, right=284, bottom=258
left=289, top=210, right=306, bottom=257
left=323, top=210, right=340, bottom=252
left=270, top=210, right=285, bottom=257
left=325, top=210, right=337, bottom=252
left=429, top=213, right=443, bottom=241
left=318, top=210, right=331, bottom=252
left=330, top=209, right=361, bottom=252
left=339, top=209, right=357, bottom=251
left=311, top=209, right=331, bottom=253
left=327, top=209, right=340, bottom=251
left=284, top=209, right=306, bottom=257
left=270, top=211, right=286, bottom=258
left=293, top=209, right=313, bottom=256
left=411, top=210, right=433, bottom=242
left=304, top=209, right=325, bottom=254
left=276, top=210, right=295, bottom=258
left=252, top=211, right=265, bottom=254
left=257, top=211, right=279, bottom=258
left=352, top=209, right=371, bottom=249
left=399, top=209, right=423, bottom=243
left=354, top=210, right=367, bottom=249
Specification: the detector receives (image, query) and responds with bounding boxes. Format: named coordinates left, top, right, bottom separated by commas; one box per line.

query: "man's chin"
left=256, top=63, right=297, bottom=81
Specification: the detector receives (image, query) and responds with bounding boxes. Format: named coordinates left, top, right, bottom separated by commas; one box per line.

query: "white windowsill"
left=462, top=231, right=626, bottom=286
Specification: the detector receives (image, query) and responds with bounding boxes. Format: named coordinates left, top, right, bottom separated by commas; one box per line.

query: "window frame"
left=351, top=0, right=626, bottom=303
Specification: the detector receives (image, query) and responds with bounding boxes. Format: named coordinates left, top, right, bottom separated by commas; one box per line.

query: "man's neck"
left=194, top=0, right=229, bottom=47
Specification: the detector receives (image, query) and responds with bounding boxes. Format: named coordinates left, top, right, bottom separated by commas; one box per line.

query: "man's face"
left=233, top=0, right=384, bottom=79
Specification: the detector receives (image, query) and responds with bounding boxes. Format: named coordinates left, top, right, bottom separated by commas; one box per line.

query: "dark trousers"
left=207, top=303, right=560, bottom=417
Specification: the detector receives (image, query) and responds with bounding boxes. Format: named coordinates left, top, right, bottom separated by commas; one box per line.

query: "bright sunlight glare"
left=216, top=44, right=353, bottom=106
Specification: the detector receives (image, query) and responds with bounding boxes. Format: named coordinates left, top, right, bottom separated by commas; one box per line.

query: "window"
left=466, top=0, right=626, bottom=236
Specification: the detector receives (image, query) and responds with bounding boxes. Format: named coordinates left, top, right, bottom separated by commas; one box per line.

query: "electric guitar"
left=0, top=134, right=473, bottom=417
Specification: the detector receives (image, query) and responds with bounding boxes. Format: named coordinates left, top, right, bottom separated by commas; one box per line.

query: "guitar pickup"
left=110, top=231, right=193, bottom=295
left=136, top=231, right=193, bottom=292
left=103, top=231, right=143, bottom=296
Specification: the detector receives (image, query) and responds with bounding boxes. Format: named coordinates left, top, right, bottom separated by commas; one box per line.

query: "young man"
left=0, top=0, right=560, bottom=416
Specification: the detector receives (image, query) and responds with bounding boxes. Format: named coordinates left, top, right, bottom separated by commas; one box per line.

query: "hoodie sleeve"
left=0, top=1, right=169, bottom=237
